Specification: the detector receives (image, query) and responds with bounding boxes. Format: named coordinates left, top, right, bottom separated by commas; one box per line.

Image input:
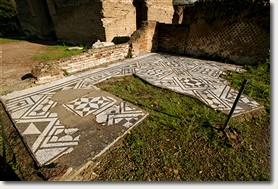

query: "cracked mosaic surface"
left=0, top=53, right=262, bottom=167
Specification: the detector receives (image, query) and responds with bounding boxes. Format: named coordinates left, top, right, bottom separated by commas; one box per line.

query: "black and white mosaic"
left=64, top=96, right=116, bottom=117
left=0, top=53, right=262, bottom=167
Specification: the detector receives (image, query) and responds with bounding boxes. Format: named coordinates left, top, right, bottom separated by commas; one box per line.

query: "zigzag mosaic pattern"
left=0, top=53, right=262, bottom=167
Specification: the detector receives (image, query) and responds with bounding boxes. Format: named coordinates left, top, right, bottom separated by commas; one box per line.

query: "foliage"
left=0, top=0, right=17, bottom=18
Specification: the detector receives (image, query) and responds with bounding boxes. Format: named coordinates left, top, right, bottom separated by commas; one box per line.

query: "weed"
left=125, top=48, right=133, bottom=58
left=94, top=71, right=270, bottom=181
left=62, top=69, right=69, bottom=76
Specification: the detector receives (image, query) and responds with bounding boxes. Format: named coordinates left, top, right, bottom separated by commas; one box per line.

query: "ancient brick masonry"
left=129, top=21, right=158, bottom=56
left=15, top=0, right=175, bottom=44
left=59, top=43, right=130, bottom=74
left=145, top=0, right=174, bottom=24
left=32, top=43, right=130, bottom=84
left=157, top=1, right=270, bottom=65
left=102, top=0, right=136, bottom=42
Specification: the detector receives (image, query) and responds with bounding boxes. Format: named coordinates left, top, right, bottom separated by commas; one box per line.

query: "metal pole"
left=223, top=78, right=247, bottom=130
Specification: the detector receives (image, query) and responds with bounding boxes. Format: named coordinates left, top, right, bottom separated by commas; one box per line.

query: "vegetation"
left=0, top=0, right=17, bottom=18
left=0, top=37, right=23, bottom=44
left=0, top=36, right=270, bottom=180
left=33, top=45, right=85, bottom=61
left=223, top=54, right=270, bottom=113
left=93, top=56, right=270, bottom=181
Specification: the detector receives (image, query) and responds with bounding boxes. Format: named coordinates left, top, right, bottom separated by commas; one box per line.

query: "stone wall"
left=15, top=0, right=176, bottom=44
left=157, top=1, right=270, bottom=65
left=129, top=21, right=158, bottom=56
left=45, top=0, right=137, bottom=45
left=102, top=0, right=136, bottom=43
left=145, top=0, right=174, bottom=24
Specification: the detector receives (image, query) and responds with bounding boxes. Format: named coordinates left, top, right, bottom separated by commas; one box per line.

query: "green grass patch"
left=93, top=57, right=270, bottom=181
left=0, top=37, right=23, bottom=44
left=222, top=54, right=270, bottom=113
left=33, top=45, right=85, bottom=61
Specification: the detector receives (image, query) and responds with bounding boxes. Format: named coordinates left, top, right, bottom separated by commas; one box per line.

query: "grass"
left=92, top=56, right=270, bottom=181
left=222, top=54, right=270, bottom=113
left=0, top=37, right=23, bottom=44
left=0, top=47, right=270, bottom=180
left=33, top=45, right=85, bottom=61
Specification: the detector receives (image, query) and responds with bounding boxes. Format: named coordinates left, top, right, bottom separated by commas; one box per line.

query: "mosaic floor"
left=0, top=53, right=262, bottom=171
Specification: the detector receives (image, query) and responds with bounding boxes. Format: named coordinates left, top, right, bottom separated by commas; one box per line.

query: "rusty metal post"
left=223, top=79, right=248, bottom=130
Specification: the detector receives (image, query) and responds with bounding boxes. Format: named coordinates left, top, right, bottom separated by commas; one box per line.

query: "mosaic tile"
left=0, top=53, right=262, bottom=170
left=64, top=96, right=116, bottom=117
left=96, top=101, right=145, bottom=128
left=16, top=118, right=80, bottom=166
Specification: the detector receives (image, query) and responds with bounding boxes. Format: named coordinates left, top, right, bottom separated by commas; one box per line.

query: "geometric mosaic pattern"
left=96, top=101, right=145, bottom=128
left=63, top=96, right=116, bottom=117
left=64, top=95, right=145, bottom=128
left=131, top=54, right=262, bottom=115
left=16, top=118, right=80, bottom=166
left=0, top=53, right=262, bottom=167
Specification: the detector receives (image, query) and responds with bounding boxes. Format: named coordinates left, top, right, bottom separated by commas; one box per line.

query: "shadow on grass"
left=1, top=35, right=85, bottom=47
left=1, top=35, right=57, bottom=46
left=0, top=156, right=21, bottom=181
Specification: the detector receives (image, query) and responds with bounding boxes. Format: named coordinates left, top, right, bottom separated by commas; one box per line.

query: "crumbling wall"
left=59, top=43, right=129, bottom=74
left=15, top=0, right=176, bottom=44
left=158, top=0, right=270, bottom=65
left=102, top=0, right=136, bottom=43
left=129, top=21, right=158, bottom=56
left=32, top=43, right=130, bottom=84
left=45, top=0, right=136, bottom=45
left=145, top=0, right=174, bottom=24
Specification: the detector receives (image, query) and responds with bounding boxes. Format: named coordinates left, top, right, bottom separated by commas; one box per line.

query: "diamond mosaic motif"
left=64, top=96, right=116, bottom=117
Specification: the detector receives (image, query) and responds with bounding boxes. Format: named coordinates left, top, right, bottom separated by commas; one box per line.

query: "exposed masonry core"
left=19, top=0, right=268, bottom=82
left=16, top=0, right=174, bottom=45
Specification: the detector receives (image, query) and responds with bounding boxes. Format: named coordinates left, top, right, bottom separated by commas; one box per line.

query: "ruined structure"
left=16, top=0, right=269, bottom=67
left=15, top=0, right=174, bottom=45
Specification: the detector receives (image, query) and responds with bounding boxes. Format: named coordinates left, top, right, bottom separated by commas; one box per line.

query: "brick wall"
left=59, top=43, right=130, bottom=74
left=32, top=43, right=130, bottom=83
left=102, top=0, right=136, bottom=42
left=129, top=21, right=158, bottom=56
left=157, top=24, right=188, bottom=54
left=157, top=1, right=270, bottom=65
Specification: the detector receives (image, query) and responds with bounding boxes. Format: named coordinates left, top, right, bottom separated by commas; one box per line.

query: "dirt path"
left=0, top=40, right=67, bottom=181
left=0, top=40, right=48, bottom=94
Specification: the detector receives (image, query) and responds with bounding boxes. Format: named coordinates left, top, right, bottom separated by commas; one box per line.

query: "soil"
left=0, top=40, right=64, bottom=181
left=0, top=40, right=55, bottom=94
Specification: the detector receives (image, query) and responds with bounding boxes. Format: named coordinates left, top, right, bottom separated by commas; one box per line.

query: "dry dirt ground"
left=0, top=40, right=55, bottom=94
left=0, top=40, right=60, bottom=180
